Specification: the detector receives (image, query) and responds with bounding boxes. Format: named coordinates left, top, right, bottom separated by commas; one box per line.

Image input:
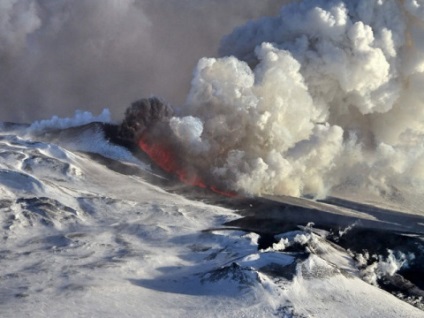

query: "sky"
left=0, top=0, right=287, bottom=122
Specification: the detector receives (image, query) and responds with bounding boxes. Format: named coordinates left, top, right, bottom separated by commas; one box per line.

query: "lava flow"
left=138, top=133, right=236, bottom=197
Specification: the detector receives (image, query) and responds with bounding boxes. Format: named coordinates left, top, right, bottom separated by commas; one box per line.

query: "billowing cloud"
left=165, top=0, right=424, bottom=198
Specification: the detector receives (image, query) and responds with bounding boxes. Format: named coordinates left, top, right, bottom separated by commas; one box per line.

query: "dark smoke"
left=119, top=97, right=173, bottom=143
left=118, top=97, right=186, bottom=179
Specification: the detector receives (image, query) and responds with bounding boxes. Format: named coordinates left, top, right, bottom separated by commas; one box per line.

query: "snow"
left=0, top=123, right=423, bottom=317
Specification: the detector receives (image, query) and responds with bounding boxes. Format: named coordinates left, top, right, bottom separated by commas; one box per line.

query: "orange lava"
left=138, top=134, right=236, bottom=197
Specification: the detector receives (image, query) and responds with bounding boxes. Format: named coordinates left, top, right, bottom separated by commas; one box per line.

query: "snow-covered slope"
left=0, top=121, right=423, bottom=318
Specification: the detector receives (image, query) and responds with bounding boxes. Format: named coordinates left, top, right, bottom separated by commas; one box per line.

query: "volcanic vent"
left=118, top=97, right=234, bottom=196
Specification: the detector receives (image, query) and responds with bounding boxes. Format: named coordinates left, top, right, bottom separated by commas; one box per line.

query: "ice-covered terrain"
left=0, top=115, right=423, bottom=318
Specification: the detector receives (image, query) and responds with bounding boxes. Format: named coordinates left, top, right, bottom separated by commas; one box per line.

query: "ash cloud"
left=119, top=97, right=173, bottom=142
left=161, top=0, right=424, bottom=198
left=0, top=0, right=285, bottom=122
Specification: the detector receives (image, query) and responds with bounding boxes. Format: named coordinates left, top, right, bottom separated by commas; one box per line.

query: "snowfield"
left=0, top=123, right=423, bottom=318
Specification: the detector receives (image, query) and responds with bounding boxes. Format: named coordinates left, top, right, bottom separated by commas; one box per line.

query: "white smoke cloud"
left=361, top=250, right=415, bottom=286
left=168, top=0, right=424, bottom=198
left=28, top=109, right=111, bottom=132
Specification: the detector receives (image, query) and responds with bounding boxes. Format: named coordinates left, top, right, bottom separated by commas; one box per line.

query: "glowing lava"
left=138, top=134, right=236, bottom=197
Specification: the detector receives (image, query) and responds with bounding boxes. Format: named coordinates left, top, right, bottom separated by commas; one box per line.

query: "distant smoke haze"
left=0, top=0, right=286, bottom=122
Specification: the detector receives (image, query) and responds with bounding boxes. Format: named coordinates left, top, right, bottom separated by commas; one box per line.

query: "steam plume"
left=159, top=0, right=424, bottom=198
